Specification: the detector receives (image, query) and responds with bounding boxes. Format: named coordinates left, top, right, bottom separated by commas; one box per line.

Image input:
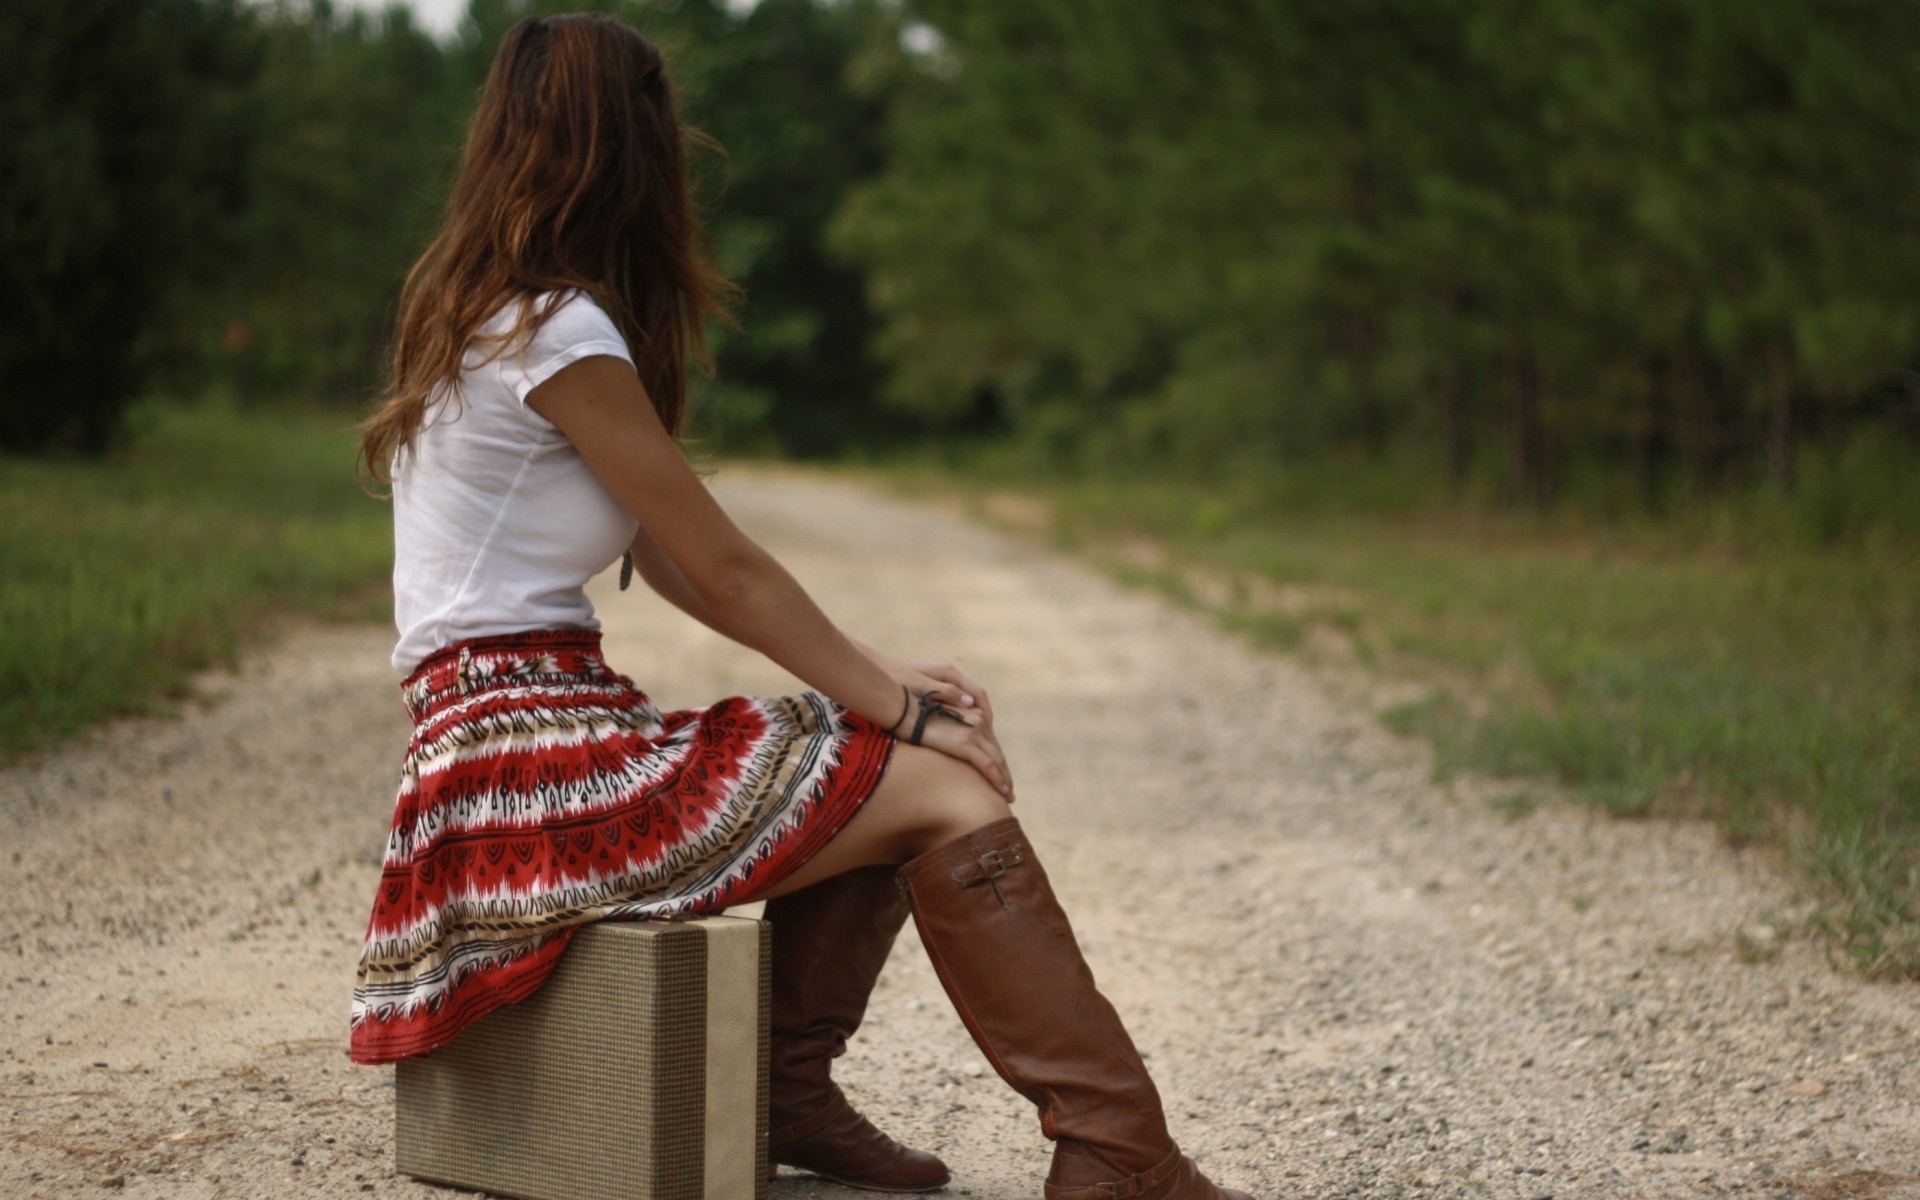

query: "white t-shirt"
left=389, top=288, right=640, bottom=676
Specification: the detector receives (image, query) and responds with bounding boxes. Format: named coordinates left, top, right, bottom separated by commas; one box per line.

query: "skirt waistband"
left=400, top=629, right=617, bottom=722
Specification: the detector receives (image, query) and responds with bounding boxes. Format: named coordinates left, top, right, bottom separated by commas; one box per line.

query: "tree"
left=0, top=0, right=260, bottom=453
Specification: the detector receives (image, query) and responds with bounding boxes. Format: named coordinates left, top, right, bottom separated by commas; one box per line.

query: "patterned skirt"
left=347, top=628, right=894, bottom=1065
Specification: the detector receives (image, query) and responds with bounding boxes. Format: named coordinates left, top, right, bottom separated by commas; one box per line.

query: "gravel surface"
left=3, top=468, right=1916, bottom=1200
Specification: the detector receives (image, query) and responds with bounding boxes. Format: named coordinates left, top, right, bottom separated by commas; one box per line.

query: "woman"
left=349, top=13, right=1256, bottom=1200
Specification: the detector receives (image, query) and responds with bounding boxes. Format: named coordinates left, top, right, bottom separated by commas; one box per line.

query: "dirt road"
left=4, top=469, right=1916, bottom=1200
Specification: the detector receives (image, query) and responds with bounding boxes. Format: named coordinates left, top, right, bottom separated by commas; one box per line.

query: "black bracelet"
left=888, top=682, right=912, bottom=736
left=906, top=691, right=971, bottom=745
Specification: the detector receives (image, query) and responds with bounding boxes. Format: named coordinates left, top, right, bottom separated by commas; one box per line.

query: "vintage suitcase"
left=395, top=915, right=770, bottom=1200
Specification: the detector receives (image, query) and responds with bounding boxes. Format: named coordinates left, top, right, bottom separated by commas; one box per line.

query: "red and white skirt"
left=347, top=627, right=894, bottom=1065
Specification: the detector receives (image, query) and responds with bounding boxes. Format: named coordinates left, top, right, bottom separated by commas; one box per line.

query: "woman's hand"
left=857, top=642, right=994, bottom=726
left=891, top=689, right=1015, bottom=801
left=854, top=642, right=1011, bottom=797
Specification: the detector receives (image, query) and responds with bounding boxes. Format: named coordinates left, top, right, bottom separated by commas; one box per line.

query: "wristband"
left=904, top=690, right=971, bottom=745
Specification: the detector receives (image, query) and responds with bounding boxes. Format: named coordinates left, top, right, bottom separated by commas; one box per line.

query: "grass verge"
left=888, top=461, right=1920, bottom=980
left=0, top=401, right=391, bottom=763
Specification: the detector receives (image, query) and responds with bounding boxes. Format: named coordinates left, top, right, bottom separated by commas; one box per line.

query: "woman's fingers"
left=897, top=678, right=966, bottom=729
left=906, top=675, right=992, bottom=731
left=914, top=704, right=1013, bottom=797
left=969, top=746, right=1011, bottom=797
left=964, top=738, right=1011, bottom=797
left=977, top=737, right=1014, bottom=801
left=916, top=661, right=989, bottom=715
left=911, top=674, right=967, bottom=708
left=870, top=648, right=995, bottom=724
left=945, top=668, right=991, bottom=722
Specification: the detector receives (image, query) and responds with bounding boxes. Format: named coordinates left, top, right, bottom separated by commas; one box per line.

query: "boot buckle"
left=963, top=845, right=1025, bottom=906
left=979, top=846, right=1023, bottom=880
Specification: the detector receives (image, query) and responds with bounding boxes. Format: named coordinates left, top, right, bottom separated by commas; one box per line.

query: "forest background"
left=4, top=0, right=1918, bottom=973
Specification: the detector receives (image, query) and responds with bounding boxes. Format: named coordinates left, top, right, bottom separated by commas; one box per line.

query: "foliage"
left=838, top=0, right=1920, bottom=506
left=624, top=0, right=918, bottom=453
left=0, top=0, right=914, bottom=454
left=0, top=403, right=390, bottom=761
left=0, top=0, right=260, bottom=453
left=195, top=0, right=469, bottom=409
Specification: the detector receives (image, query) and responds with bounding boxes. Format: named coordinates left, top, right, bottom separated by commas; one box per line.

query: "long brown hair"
left=360, top=12, right=738, bottom=486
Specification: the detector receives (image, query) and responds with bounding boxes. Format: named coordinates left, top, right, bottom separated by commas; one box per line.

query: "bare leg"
left=757, top=742, right=1012, bottom=901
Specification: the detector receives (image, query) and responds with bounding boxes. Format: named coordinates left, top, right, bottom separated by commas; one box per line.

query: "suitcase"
left=395, top=915, right=770, bottom=1200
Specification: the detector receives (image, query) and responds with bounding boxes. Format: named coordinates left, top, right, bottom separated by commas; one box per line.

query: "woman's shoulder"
left=477, top=287, right=635, bottom=405
left=462, top=287, right=629, bottom=366
left=529, top=287, right=630, bottom=360
left=474, top=287, right=615, bottom=343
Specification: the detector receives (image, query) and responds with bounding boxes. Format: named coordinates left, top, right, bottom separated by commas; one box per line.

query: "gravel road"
left=3, top=469, right=1916, bottom=1200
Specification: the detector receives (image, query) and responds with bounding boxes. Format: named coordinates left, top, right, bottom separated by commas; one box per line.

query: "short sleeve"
left=502, top=289, right=636, bottom=407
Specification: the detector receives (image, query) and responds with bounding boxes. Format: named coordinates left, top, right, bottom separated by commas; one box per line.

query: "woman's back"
left=389, top=289, right=640, bottom=675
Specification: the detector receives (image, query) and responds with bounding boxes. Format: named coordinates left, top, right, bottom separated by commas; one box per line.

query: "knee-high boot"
left=765, top=864, right=952, bottom=1192
left=897, top=818, right=1256, bottom=1200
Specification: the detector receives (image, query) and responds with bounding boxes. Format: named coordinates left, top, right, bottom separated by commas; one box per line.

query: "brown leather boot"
left=764, top=864, right=951, bottom=1193
left=897, top=818, right=1257, bottom=1200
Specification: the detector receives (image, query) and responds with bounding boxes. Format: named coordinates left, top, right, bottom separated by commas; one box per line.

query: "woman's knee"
left=878, top=745, right=1013, bottom=858
left=908, top=760, right=1013, bottom=854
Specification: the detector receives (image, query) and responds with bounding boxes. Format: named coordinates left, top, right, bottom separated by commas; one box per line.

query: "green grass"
left=0, top=401, right=392, bottom=761
left=890, top=457, right=1920, bottom=979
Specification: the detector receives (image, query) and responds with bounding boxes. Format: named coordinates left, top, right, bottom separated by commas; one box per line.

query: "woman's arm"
left=625, top=522, right=739, bottom=640
left=529, top=355, right=1011, bottom=795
